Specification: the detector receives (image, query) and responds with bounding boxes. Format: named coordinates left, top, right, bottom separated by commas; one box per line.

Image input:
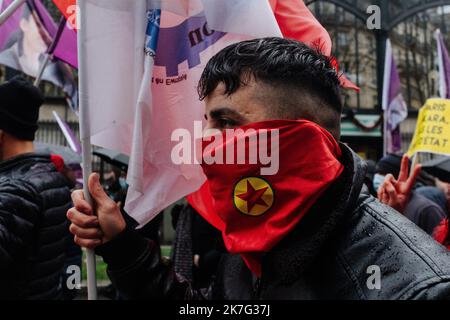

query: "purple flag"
left=382, top=39, right=408, bottom=155
left=436, top=29, right=450, bottom=99
left=0, top=0, right=77, bottom=109
left=52, top=19, right=77, bottom=68
left=18, top=0, right=77, bottom=68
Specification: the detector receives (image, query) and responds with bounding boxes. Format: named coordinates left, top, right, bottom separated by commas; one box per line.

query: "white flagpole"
left=435, top=29, right=447, bottom=99
left=34, top=53, right=51, bottom=86
left=382, top=39, right=392, bottom=157
left=77, top=0, right=98, bottom=300
left=34, top=17, right=68, bottom=87
left=0, top=0, right=26, bottom=25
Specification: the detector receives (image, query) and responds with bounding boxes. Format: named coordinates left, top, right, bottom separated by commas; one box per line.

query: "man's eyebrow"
left=209, top=107, right=243, bottom=119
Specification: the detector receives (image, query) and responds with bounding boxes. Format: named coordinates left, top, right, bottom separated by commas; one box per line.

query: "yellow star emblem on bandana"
left=233, top=177, right=275, bottom=216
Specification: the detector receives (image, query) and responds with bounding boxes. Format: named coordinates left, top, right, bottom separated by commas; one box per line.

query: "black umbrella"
left=93, top=148, right=130, bottom=171
left=422, top=156, right=450, bottom=183
left=35, top=143, right=82, bottom=165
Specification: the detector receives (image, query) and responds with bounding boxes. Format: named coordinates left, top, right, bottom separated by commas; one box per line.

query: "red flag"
left=269, top=0, right=359, bottom=91
left=269, top=0, right=331, bottom=54
left=189, top=120, right=344, bottom=275
left=52, top=0, right=76, bottom=25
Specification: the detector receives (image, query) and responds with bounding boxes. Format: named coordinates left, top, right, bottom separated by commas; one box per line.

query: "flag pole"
left=0, top=0, right=26, bottom=25
left=34, top=17, right=68, bottom=86
left=382, top=39, right=392, bottom=157
left=77, top=0, right=98, bottom=300
left=411, top=152, right=420, bottom=171
left=436, top=29, right=447, bottom=99
left=34, top=54, right=51, bottom=86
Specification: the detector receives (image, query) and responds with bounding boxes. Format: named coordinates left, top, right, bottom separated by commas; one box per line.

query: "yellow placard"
left=407, top=98, right=450, bottom=157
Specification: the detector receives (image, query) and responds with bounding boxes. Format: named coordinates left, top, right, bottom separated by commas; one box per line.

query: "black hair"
left=198, top=37, right=343, bottom=115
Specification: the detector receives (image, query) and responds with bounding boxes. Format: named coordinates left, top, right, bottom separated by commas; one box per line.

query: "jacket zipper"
left=253, top=277, right=262, bottom=299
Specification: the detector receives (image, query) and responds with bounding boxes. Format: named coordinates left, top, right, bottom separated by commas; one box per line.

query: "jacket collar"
left=0, top=153, right=50, bottom=174
left=262, top=144, right=367, bottom=283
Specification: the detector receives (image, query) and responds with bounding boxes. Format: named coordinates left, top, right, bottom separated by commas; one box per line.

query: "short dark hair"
left=198, top=38, right=343, bottom=138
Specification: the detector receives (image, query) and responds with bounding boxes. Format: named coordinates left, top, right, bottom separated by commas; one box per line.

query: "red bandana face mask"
left=187, top=120, right=344, bottom=276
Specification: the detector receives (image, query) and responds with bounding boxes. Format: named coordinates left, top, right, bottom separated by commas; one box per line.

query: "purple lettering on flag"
left=155, top=14, right=226, bottom=77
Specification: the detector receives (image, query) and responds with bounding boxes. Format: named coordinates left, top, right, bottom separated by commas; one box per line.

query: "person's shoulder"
left=335, top=195, right=450, bottom=299
left=403, top=192, right=446, bottom=234
left=407, top=192, right=444, bottom=213
left=7, top=155, right=69, bottom=194
left=25, top=162, right=70, bottom=194
left=0, top=175, right=43, bottom=218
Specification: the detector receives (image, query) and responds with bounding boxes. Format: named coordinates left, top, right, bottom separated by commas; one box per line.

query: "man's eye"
left=217, top=118, right=237, bottom=129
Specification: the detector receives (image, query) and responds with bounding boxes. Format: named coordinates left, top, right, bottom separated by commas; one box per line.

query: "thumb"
left=88, top=173, right=110, bottom=203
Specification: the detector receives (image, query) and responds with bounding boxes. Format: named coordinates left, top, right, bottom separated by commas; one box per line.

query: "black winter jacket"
left=98, top=145, right=450, bottom=300
left=0, top=154, right=72, bottom=300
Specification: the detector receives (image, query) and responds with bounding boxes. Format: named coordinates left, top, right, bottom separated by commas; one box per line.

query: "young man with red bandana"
left=67, top=38, right=450, bottom=300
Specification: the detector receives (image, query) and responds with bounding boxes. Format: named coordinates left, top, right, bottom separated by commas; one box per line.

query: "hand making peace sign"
left=377, top=155, right=422, bottom=214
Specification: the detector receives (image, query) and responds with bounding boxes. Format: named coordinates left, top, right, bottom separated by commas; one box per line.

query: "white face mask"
left=373, top=174, right=386, bottom=192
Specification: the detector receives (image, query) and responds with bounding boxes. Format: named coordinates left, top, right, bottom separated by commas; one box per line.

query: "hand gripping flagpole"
left=0, top=0, right=26, bottom=25
left=77, top=0, right=98, bottom=300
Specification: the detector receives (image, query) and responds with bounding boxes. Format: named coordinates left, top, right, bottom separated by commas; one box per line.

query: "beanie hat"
left=0, top=76, right=44, bottom=141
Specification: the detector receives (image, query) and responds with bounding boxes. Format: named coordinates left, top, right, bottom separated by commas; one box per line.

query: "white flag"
left=78, top=0, right=281, bottom=226
left=78, top=0, right=148, bottom=154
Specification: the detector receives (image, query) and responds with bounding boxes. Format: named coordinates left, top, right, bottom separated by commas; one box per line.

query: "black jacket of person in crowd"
left=404, top=192, right=447, bottom=236
left=0, top=154, right=72, bottom=300
left=96, top=145, right=450, bottom=300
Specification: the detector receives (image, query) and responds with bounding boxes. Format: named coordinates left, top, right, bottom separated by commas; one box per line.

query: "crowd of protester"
left=66, top=38, right=450, bottom=300
left=1, top=38, right=450, bottom=300
left=369, top=154, right=450, bottom=249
